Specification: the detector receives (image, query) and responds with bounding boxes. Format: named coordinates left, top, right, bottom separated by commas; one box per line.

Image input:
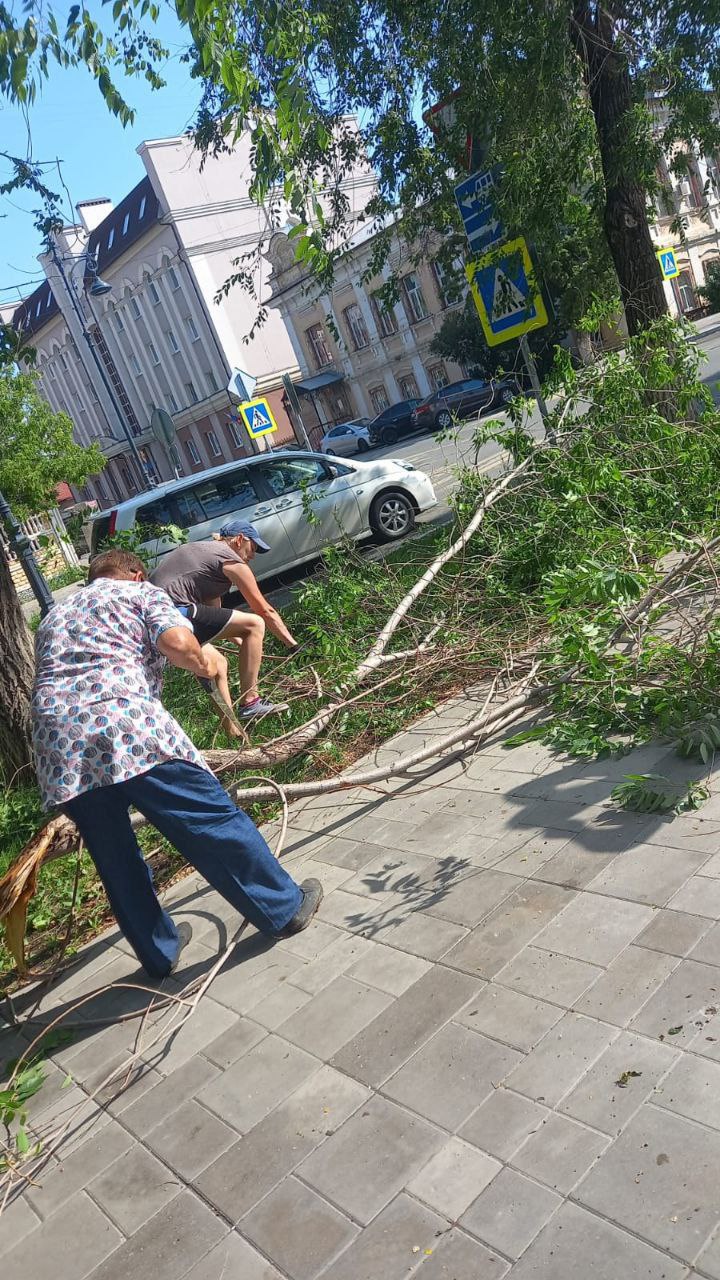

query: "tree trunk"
left=571, top=4, right=668, bottom=336
left=0, top=544, right=35, bottom=783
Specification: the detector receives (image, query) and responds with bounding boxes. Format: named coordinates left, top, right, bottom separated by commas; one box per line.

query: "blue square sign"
left=454, top=168, right=504, bottom=253
left=466, top=237, right=548, bottom=348
left=239, top=397, right=278, bottom=438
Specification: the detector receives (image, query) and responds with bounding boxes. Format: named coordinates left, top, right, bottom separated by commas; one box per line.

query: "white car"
left=320, top=420, right=372, bottom=456
left=88, top=450, right=438, bottom=578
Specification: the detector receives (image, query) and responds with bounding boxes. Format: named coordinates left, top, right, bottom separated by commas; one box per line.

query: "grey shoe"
left=275, top=879, right=324, bottom=938
left=238, top=698, right=289, bottom=719
left=170, top=921, right=193, bottom=973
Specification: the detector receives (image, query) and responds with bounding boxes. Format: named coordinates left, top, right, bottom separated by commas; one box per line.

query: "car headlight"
left=398, top=462, right=416, bottom=472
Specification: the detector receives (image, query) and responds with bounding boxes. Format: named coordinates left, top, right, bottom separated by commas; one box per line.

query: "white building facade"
left=9, top=131, right=375, bottom=508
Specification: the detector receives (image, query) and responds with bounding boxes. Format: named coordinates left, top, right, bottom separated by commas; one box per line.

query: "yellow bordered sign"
left=656, top=247, right=680, bottom=280
left=466, top=236, right=548, bottom=348
left=238, top=397, right=278, bottom=438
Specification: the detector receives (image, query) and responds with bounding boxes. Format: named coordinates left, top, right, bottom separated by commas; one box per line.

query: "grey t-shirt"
left=149, top=540, right=242, bottom=606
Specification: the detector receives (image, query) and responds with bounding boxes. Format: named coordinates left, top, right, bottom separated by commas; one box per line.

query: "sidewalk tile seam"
left=565, top=1188, right=713, bottom=1272
left=288, top=1167, right=395, bottom=1231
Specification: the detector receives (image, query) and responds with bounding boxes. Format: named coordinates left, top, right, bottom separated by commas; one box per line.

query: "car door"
left=457, top=379, right=492, bottom=418
left=251, top=455, right=364, bottom=564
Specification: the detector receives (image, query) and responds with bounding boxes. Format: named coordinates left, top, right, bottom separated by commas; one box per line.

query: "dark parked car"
left=368, top=398, right=421, bottom=446
left=411, top=377, right=520, bottom=431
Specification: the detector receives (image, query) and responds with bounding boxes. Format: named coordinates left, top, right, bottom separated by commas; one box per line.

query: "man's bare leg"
left=216, top=613, right=266, bottom=706
left=201, top=644, right=244, bottom=739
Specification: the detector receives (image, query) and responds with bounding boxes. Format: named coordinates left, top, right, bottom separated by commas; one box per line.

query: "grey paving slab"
left=495, top=945, right=603, bottom=1005
left=298, top=1095, right=444, bottom=1225
left=319, top=1193, right=450, bottom=1280
left=504, top=1012, right=618, bottom=1106
left=290, top=932, right=377, bottom=994
left=510, top=1111, right=610, bottom=1193
left=630, top=958, right=720, bottom=1047
left=559, top=1029, right=679, bottom=1135
left=346, top=943, right=431, bottom=995
left=509, top=1201, right=688, bottom=1280
left=530, top=842, right=617, bottom=890
left=195, top=1065, right=370, bottom=1222
left=241, top=1177, right=357, bottom=1280
left=248, top=982, right=313, bottom=1031
left=533, top=892, right=653, bottom=967
left=312, top=836, right=390, bottom=871
left=653, top=1053, right=720, bottom=1131
left=84, top=1191, right=226, bottom=1280
left=637, top=908, right=711, bottom=958
left=181, top=1232, right=283, bottom=1280
left=697, top=1229, right=720, bottom=1280
left=490, top=829, right=573, bottom=878
left=460, top=1089, right=549, bottom=1161
left=670, top=877, right=720, bottom=919
left=144, top=1098, right=237, bottom=1179
left=331, top=965, right=480, bottom=1088
left=576, top=1104, right=720, bottom=1262
left=689, top=921, right=720, bottom=967
left=87, top=1143, right=180, bottom=1235
left=420, top=868, right=523, bottom=929
left=698, top=852, right=720, bottom=878
left=460, top=1167, right=561, bottom=1260
left=416, top=1228, right=510, bottom=1280
left=278, top=977, right=393, bottom=1058
left=197, top=1033, right=318, bottom=1132
left=121, top=1052, right=221, bottom=1137
left=0, top=1196, right=40, bottom=1252
left=278, top=920, right=344, bottom=961
left=209, top=948, right=303, bottom=1016
left=141, top=997, right=237, bottom=1075
left=643, top=815, right=720, bottom=855
left=407, top=1137, right=501, bottom=1218
left=574, top=944, right=679, bottom=1026
left=444, top=882, right=576, bottom=979
left=363, top=909, right=469, bottom=960
left=587, top=843, right=707, bottom=906
left=2, top=1191, right=122, bottom=1280
left=203, top=1015, right=267, bottom=1067
left=26, top=1122, right=134, bottom=1219
left=455, top=983, right=563, bottom=1051
left=382, top=1022, right=521, bottom=1131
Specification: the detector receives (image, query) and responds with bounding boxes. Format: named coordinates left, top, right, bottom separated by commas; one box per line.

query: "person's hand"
left=198, top=648, right=221, bottom=681
left=286, top=640, right=301, bottom=654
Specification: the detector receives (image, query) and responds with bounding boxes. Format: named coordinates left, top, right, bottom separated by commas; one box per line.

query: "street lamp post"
left=49, top=245, right=150, bottom=492
left=0, top=488, right=55, bottom=616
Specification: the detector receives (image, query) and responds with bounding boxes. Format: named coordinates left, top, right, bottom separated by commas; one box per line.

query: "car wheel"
left=436, top=409, right=452, bottom=429
left=381, top=427, right=399, bottom=446
left=357, top=438, right=370, bottom=453
left=370, top=490, right=416, bottom=542
left=500, top=388, right=513, bottom=405
left=325, top=448, right=336, bottom=456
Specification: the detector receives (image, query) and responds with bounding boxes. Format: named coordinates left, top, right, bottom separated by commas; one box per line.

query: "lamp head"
left=89, top=275, right=112, bottom=297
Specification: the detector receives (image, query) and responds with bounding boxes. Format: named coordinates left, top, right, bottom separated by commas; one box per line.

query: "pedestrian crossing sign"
left=466, top=237, right=548, bottom=347
left=239, top=397, right=278, bottom=438
left=656, top=247, right=680, bottom=279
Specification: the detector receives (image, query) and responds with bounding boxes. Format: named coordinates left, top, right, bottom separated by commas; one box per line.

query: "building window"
left=370, top=293, right=398, bottom=337
left=59, top=352, right=68, bottom=371
left=205, top=369, right=218, bottom=394
left=186, top=438, right=201, bottom=466
left=107, top=227, right=115, bottom=250
left=227, top=419, right=243, bottom=448
left=46, top=292, right=53, bottom=309
left=48, top=363, right=56, bottom=381
left=122, top=212, right=130, bottom=236
left=432, top=262, right=453, bottom=308
left=401, top=273, right=429, bottom=323
left=185, top=380, right=197, bottom=404
left=130, top=297, right=141, bottom=320
left=399, top=374, right=420, bottom=400
left=343, top=303, right=370, bottom=351
left=369, top=385, right=389, bottom=414
left=305, top=322, right=333, bottom=369
left=206, top=430, right=222, bottom=458
left=676, top=270, right=697, bottom=311
left=113, top=310, right=125, bottom=333
left=184, top=315, right=200, bottom=342
left=148, top=280, right=160, bottom=305
left=95, top=478, right=108, bottom=501
left=140, top=447, right=161, bottom=483
left=147, top=342, right=160, bottom=366
left=35, top=298, right=42, bottom=318
left=129, top=353, right=141, bottom=376
left=168, top=267, right=180, bottom=291
left=427, top=363, right=449, bottom=390
left=139, top=196, right=147, bottom=219
left=167, top=391, right=179, bottom=413
left=120, top=462, right=137, bottom=493
left=166, top=329, right=180, bottom=353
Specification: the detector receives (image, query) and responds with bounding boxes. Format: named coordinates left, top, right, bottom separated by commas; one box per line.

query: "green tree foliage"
left=0, top=367, right=104, bottom=517
left=429, top=298, right=563, bottom=381
left=699, top=260, right=720, bottom=315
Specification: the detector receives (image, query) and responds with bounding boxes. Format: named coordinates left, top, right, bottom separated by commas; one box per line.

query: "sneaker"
left=238, top=697, right=289, bottom=719
left=169, top=921, right=193, bottom=973
left=274, top=879, right=324, bottom=938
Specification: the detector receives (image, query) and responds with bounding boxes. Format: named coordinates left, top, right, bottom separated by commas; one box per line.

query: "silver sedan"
left=320, top=420, right=372, bottom=456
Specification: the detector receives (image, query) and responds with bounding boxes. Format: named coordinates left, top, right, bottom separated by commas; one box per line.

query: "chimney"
left=76, top=198, right=114, bottom=233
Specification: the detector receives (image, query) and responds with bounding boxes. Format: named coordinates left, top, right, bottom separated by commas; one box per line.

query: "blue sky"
left=1, top=7, right=200, bottom=306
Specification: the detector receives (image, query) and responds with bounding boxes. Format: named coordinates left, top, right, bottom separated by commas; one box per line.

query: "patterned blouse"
left=32, top=578, right=209, bottom=810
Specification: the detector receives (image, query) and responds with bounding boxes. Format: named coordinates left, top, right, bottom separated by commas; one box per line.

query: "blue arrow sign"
left=454, top=169, right=504, bottom=253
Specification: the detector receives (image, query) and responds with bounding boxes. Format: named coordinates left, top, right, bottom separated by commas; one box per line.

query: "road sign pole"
left=518, top=335, right=554, bottom=443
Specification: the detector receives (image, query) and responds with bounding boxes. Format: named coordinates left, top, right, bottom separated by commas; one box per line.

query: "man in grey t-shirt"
left=150, top=520, right=299, bottom=731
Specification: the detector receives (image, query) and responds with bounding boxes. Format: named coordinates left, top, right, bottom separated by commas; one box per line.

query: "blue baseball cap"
left=219, top=519, right=271, bottom=552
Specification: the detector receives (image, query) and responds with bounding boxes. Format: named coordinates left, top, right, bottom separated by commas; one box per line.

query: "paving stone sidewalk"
left=3, top=694, right=720, bottom=1280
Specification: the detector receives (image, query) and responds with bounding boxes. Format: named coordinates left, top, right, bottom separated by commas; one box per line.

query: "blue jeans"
left=63, top=760, right=303, bottom=978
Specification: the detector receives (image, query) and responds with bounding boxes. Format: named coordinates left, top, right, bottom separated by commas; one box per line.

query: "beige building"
left=264, top=221, right=465, bottom=437
left=8, top=130, right=375, bottom=507
left=650, top=104, right=720, bottom=314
